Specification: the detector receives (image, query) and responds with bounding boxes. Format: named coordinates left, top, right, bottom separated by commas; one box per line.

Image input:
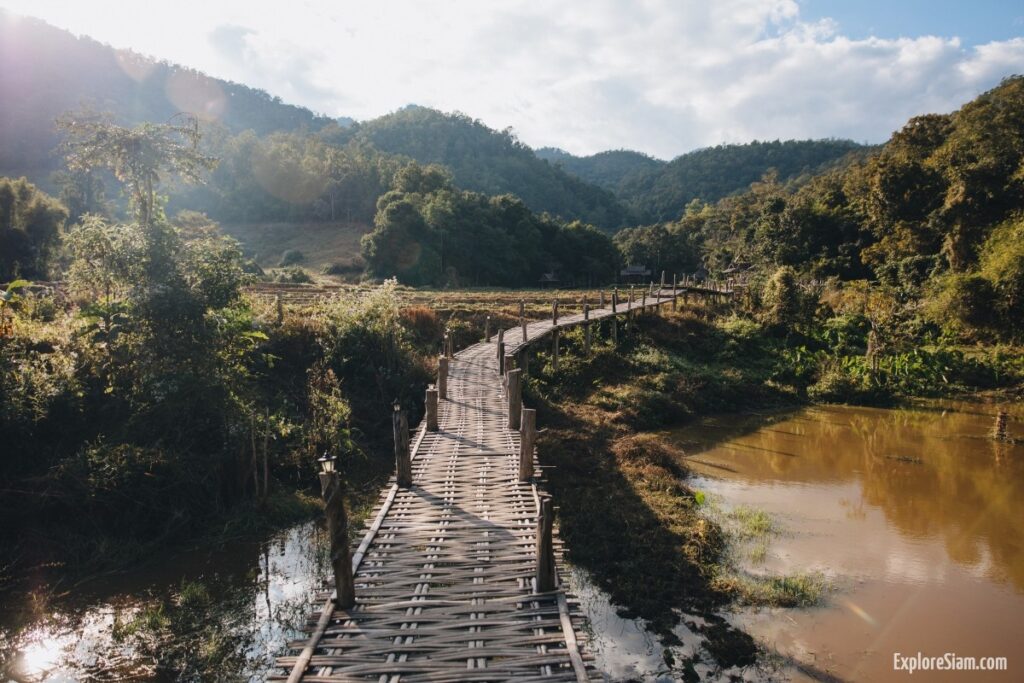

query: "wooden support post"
left=629, top=285, right=634, bottom=306
left=393, top=402, right=412, bottom=487
left=584, top=319, right=591, bottom=356
left=600, top=289, right=606, bottom=308
left=520, top=299, right=527, bottom=342
left=520, top=348, right=530, bottom=376
left=552, top=299, right=559, bottom=326
left=612, top=288, right=618, bottom=313
left=584, top=302, right=590, bottom=321
left=535, top=495, right=556, bottom=592
left=507, top=368, right=522, bottom=430
left=649, top=281, right=654, bottom=297
left=485, top=316, right=491, bottom=342
left=426, top=386, right=438, bottom=432
left=319, top=470, right=356, bottom=608
left=661, top=270, right=665, bottom=289
left=496, top=327, right=504, bottom=362
left=551, top=327, right=559, bottom=371
left=642, top=290, right=647, bottom=310
left=519, top=408, right=536, bottom=481
left=438, top=356, right=448, bottom=400
left=504, top=353, right=515, bottom=377
left=497, top=341, right=506, bottom=375
left=672, top=273, right=677, bottom=311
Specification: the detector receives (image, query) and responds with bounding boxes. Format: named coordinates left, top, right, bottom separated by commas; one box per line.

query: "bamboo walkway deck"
left=273, top=288, right=722, bottom=682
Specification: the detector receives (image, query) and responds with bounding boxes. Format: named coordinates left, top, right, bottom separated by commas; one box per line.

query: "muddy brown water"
left=670, top=399, right=1023, bottom=682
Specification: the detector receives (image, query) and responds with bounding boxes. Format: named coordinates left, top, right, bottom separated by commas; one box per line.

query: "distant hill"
left=535, top=148, right=666, bottom=195
left=0, top=10, right=332, bottom=182
left=344, top=107, right=635, bottom=230
left=618, top=139, right=868, bottom=222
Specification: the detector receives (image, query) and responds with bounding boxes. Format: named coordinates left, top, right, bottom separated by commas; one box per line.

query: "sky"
left=1, top=0, right=1022, bottom=159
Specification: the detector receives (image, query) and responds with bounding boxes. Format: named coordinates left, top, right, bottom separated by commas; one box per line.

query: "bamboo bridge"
left=273, top=280, right=732, bottom=682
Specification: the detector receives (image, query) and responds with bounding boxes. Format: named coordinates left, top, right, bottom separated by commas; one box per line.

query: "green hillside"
left=534, top=147, right=666, bottom=193
left=0, top=10, right=332, bottom=183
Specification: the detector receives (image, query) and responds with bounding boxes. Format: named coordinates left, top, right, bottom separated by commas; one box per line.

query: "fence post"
left=535, top=495, right=556, bottom=592
left=438, top=356, right=448, bottom=400
left=319, top=468, right=356, bottom=608
left=551, top=326, right=559, bottom=370
left=519, top=408, right=536, bottom=481
left=507, top=368, right=522, bottom=430
left=426, top=386, right=438, bottom=432
left=393, top=402, right=412, bottom=488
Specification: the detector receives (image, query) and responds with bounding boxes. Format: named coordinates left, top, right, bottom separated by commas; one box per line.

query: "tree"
left=58, top=111, right=216, bottom=231
left=0, top=177, right=68, bottom=280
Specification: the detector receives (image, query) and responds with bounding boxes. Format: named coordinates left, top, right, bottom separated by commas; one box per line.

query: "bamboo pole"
left=507, top=368, right=522, bottom=430
left=535, top=495, right=556, bottom=592
left=426, top=386, right=438, bottom=433
left=519, top=408, right=536, bottom=481
left=438, top=356, right=448, bottom=400
left=393, top=402, right=412, bottom=487
left=319, top=470, right=356, bottom=608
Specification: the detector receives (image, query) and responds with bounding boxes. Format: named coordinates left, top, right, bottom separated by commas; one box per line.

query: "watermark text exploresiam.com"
left=894, top=652, right=1008, bottom=675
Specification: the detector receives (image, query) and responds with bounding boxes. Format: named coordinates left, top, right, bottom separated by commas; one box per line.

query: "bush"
left=273, top=266, right=314, bottom=284
left=278, top=248, right=305, bottom=266
left=760, top=266, right=802, bottom=330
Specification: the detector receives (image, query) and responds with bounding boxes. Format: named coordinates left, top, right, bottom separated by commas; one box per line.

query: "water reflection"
left=0, top=522, right=327, bottom=682
left=670, top=400, right=1023, bottom=682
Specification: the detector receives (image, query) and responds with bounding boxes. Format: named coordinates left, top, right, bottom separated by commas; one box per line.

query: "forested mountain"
left=339, top=107, right=635, bottom=230
left=617, top=76, right=1024, bottom=339
left=622, top=139, right=869, bottom=222
left=0, top=10, right=331, bottom=183
left=534, top=147, right=666, bottom=194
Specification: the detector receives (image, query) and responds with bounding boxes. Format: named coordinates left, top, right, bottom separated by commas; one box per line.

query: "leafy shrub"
left=760, top=266, right=802, bottom=330
left=279, top=248, right=305, bottom=266
left=273, top=266, right=314, bottom=284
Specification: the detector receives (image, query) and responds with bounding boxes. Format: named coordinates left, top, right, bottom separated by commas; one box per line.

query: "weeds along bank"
left=0, top=268, right=436, bottom=585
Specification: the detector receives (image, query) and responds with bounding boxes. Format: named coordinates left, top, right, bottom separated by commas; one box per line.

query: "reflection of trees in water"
left=680, top=404, right=1024, bottom=592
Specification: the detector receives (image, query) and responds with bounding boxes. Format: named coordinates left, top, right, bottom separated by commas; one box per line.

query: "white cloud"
left=2, top=0, right=1022, bottom=158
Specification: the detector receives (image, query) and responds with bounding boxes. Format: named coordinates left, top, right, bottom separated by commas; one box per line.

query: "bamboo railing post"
left=496, top=327, right=504, bottom=364
left=498, top=341, right=506, bottom=375
left=612, top=288, right=618, bottom=313
left=438, top=356, right=449, bottom=400
left=393, top=402, right=412, bottom=488
left=661, top=270, right=665, bottom=289
left=583, top=303, right=591, bottom=355
left=319, top=469, right=356, bottom=608
left=535, top=495, right=556, bottom=592
left=485, top=316, right=491, bottom=342
left=426, top=386, right=438, bottom=432
left=551, top=326, right=559, bottom=371
left=504, top=353, right=515, bottom=377
left=600, top=290, right=606, bottom=308
left=642, top=290, right=647, bottom=310
left=507, top=368, right=522, bottom=430
left=552, top=299, right=559, bottom=326
left=519, top=408, right=536, bottom=481
left=672, top=273, right=677, bottom=311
